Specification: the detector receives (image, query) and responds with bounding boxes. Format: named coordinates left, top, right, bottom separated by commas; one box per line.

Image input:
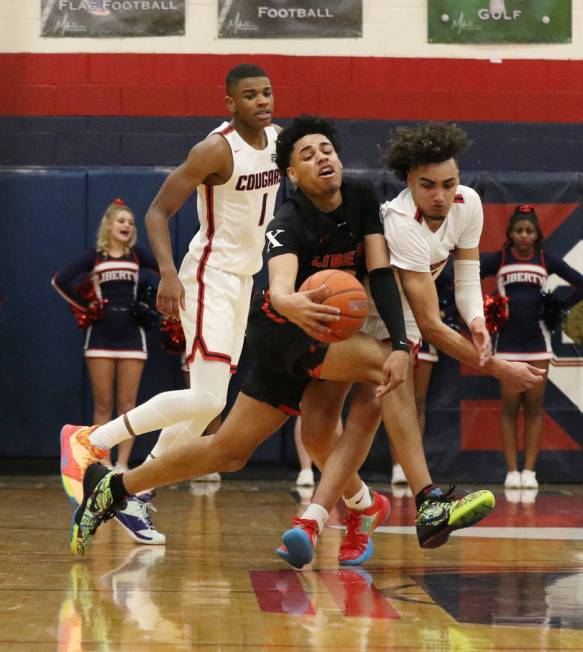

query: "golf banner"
left=41, top=0, right=185, bottom=37
left=428, top=0, right=571, bottom=44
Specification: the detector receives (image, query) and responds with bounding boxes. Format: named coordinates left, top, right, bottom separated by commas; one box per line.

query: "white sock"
left=343, top=483, right=373, bottom=510
left=301, top=504, right=329, bottom=534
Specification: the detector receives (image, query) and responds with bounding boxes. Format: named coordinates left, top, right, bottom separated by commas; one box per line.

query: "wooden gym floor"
left=1, top=476, right=583, bottom=651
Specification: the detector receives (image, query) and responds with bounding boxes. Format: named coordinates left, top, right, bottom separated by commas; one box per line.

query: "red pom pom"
left=484, top=293, right=509, bottom=334
left=70, top=276, right=104, bottom=329
left=113, top=198, right=125, bottom=206
left=160, top=319, right=186, bottom=353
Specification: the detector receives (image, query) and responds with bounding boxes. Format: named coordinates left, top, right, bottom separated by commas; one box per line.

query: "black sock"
left=110, top=473, right=129, bottom=504
left=415, top=483, right=439, bottom=510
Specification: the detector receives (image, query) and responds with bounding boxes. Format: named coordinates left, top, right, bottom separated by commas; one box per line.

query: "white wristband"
left=454, top=259, right=484, bottom=327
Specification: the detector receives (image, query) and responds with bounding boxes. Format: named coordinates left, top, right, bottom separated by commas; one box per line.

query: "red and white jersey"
left=190, top=122, right=281, bottom=276
left=378, top=184, right=483, bottom=341
left=382, top=184, right=483, bottom=280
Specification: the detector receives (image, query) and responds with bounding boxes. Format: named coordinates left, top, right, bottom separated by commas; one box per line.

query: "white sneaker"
left=504, top=488, right=522, bottom=504
left=521, top=469, right=539, bottom=489
left=521, top=488, right=539, bottom=504
left=391, top=464, right=407, bottom=485
left=189, top=481, right=222, bottom=496
left=296, top=469, right=315, bottom=487
left=504, top=470, right=522, bottom=488
left=391, top=485, right=413, bottom=499
left=192, top=472, right=221, bottom=482
left=113, top=494, right=166, bottom=545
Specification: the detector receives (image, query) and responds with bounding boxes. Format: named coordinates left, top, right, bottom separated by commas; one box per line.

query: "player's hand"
left=494, top=359, right=546, bottom=392
left=156, top=271, right=185, bottom=321
left=375, top=349, right=410, bottom=397
left=274, top=285, right=340, bottom=339
left=469, top=316, right=492, bottom=366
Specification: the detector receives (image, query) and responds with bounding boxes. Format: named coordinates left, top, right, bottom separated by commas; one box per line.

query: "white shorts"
left=179, top=253, right=253, bottom=372
left=418, top=341, right=438, bottom=363
left=361, top=276, right=421, bottom=346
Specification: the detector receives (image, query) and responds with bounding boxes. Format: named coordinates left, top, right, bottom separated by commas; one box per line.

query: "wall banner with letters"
left=41, top=0, right=185, bottom=37
left=218, top=0, right=362, bottom=39
left=428, top=0, right=571, bottom=44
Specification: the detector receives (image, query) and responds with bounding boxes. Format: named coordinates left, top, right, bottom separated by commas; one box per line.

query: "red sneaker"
left=339, top=491, right=390, bottom=566
left=276, top=517, right=319, bottom=569
left=60, top=424, right=108, bottom=505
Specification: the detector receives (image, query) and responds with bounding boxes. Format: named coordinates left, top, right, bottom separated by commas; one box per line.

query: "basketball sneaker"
left=113, top=493, right=166, bottom=545
left=276, top=517, right=319, bottom=569
left=70, top=464, right=126, bottom=556
left=416, top=486, right=495, bottom=549
left=60, top=424, right=109, bottom=505
left=339, top=491, right=390, bottom=566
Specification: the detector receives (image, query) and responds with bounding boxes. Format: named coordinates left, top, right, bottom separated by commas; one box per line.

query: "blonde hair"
left=95, top=200, right=137, bottom=255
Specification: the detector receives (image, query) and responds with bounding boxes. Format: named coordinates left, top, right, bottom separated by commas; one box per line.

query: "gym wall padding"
left=1, top=163, right=581, bottom=481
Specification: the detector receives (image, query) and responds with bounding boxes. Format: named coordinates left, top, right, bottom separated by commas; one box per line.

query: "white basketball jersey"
left=190, top=122, right=281, bottom=276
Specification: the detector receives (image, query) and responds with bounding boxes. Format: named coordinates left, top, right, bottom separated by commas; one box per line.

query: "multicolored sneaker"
left=70, top=464, right=126, bottom=556
left=276, top=517, right=319, bottom=569
left=113, top=493, right=166, bottom=545
left=339, top=491, right=391, bottom=566
left=416, top=486, right=495, bottom=549
left=60, top=424, right=109, bottom=505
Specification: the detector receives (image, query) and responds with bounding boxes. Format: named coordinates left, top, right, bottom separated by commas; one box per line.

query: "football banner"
left=428, top=0, right=571, bottom=44
left=41, top=0, right=185, bottom=37
left=218, top=0, right=362, bottom=38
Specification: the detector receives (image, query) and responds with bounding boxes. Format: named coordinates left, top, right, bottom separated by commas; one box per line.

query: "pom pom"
left=484, top=293, right=509, bottom=334
left=131, top=280, right=160, bottom=330
left=113, top=198, right=125, bottom=206
left=540, top=289, right=569, bottom=332
left=70, top=276, right=104, bottom=330
left=160, top=319, right=186, bottom=353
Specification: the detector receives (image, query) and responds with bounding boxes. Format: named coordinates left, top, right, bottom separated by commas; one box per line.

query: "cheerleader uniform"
left=481, top=247, right=583, bottom=361
left=52, top=246, right=158, bottom=360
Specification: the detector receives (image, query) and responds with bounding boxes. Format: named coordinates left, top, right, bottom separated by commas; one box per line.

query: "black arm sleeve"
left=369, top=267, right=409, bottom=352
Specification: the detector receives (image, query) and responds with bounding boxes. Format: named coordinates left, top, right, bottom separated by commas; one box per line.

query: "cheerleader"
left=52, top=199, right=158, bottom=473
left=481, top=205, right=583, bottom=490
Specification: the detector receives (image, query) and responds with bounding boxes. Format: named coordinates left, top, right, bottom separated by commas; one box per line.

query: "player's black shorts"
left=241, top=291, right=328, bottom=414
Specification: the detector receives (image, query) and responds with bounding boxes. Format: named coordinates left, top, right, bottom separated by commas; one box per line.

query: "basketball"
left=299, top=269, right=368, bottom=343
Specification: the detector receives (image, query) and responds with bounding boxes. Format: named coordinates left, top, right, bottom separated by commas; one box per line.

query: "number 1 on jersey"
left=258, top=193, right=268, bottom=226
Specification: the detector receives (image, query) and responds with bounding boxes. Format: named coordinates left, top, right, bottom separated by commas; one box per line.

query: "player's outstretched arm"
left=400, top=268, right=545, bottom=392
left=454, top=246, right=492, bottom=366
left=268, top=254, right=340, bottom=340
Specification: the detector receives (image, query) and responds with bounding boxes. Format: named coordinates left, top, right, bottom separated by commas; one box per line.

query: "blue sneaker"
left=276, top=517, right=319, bottom=569
left=113, top=493, right=166, bottom=545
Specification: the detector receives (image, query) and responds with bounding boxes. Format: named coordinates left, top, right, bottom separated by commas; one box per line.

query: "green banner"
left=428, top=0, right=571, bottom=44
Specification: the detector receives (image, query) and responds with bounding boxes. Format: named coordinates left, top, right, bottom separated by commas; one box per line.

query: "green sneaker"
left=70, top=464, right=126, bottom=556
left=416, top=486, right=495, bottom=549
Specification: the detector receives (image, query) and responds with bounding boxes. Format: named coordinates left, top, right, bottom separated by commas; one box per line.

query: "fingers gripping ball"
left=299, top=270, right=368, bottom=343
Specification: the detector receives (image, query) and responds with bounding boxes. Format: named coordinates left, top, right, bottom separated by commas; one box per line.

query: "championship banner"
left=41, top=0, right=185, bottom=37
left=218, top=0, right=362, bottom=39
left=428, top=0, right=571, bottom=44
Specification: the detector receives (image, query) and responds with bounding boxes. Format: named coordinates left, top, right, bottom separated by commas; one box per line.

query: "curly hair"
left=504, top=204, right=544, bottom=250
left=384, top=122, right=471, bottom=182
left=275, top=114, right=341, bottom=175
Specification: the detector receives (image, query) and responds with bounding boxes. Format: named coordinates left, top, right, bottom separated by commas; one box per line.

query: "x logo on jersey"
left=266, top=229, right=285, bottom=251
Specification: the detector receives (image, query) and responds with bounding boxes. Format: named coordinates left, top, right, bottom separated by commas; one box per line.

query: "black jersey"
left=52, top=246, right=159, bottom=359
left=265, top=176, right=382, bottom=288
left=481, top=246, right=583, bottom=359
left=52, top=246, right=158, bottom=310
